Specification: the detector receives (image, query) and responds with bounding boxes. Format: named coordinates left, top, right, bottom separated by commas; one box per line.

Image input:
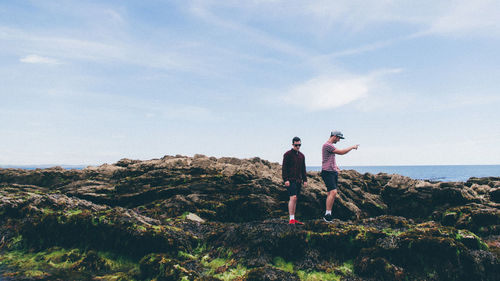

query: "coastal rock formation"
left=0, top=155, right=499, bottom=280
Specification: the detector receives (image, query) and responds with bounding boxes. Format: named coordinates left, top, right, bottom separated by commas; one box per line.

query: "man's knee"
left=328, top=190, right=337, bottom=197
left=290, top=195, right=298, bottom=201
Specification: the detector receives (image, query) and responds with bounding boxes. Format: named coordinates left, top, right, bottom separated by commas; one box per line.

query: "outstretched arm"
left=334, top=144, right=359, bottom=155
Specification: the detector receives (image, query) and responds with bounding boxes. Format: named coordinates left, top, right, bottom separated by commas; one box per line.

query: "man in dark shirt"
left=282, top=136, right=308, bottom=225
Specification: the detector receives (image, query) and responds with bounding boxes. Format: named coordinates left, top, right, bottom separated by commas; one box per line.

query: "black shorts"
left=286, top=181, right=302, bottom=196
left=321, top=170, right=338, bottom=192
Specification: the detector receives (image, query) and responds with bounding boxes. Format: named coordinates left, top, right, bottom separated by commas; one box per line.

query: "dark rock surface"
left=0, top=155, right=499, bottom=280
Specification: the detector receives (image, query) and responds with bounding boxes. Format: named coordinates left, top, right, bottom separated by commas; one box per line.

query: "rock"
left=1, top=155, right=499, bottom=281
left=489, top=188, right=500, bottom=203
left=354, top=256, right=405, bottom=281
left=186, top=213, right=205, bottom=223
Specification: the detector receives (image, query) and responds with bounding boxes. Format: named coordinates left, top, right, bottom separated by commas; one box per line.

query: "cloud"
left=190, top=1, right=500, bottom=39
left=285, top=77, right=369, bottom=111
left=0, top=26, right=212, bottom=75
left=186, top=1, right=310, bottom=58
left=283, top=69, right=401, bottom=111
left=427, top=0, right=500, bottom=37
left=20, top=54, right=61, bottom=65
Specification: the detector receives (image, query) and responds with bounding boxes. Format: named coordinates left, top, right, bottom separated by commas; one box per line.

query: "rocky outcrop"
left=0, top=155, right=499, bottom=280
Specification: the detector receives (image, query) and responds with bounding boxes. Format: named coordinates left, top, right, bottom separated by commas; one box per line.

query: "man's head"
left=292, top=136, right=301, bottom=151
left=330, top=130, right=344, bottom=143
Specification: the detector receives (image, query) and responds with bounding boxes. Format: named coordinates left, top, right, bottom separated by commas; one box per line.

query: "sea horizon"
left=308, top=164, right=500, bottom=182
left=1, top=163, right=499, bottom=183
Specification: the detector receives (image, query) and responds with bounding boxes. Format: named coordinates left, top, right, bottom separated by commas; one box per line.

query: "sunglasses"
left=293, top=144, right=301, bottom=147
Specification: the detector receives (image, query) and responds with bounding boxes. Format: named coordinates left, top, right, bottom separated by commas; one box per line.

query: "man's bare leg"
left=326, top=189, right=337, bottom=212
left=289, top=195, right=297, bottom=217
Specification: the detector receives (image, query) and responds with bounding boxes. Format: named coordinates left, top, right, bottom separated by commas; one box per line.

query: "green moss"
left=99, top=251, right=139, bottom=271
left=338, top=260, right=354, bottom=276
left=99, top=214, right=110, bottom=224
left=180, top=212, right=190, bottom=220
left=135, top=225, right=146, bottom=232
left=66, top=209, right=83, bottom=217
left=455, top=229, right=489, bottom=250
left=382, top=228, right=404, bottom=236
left=178, top=251, right=196, bottom=260
left=0, top=247, right=139, bottom=280
left=297, top=270, right=341, bottom=281
left=9, top=235, right=23, bottom=248
left=24, top=270, right=48, bottom=278
left=193, top=243, right=207, bottom=256
left=208, top=258, right=227, bottom=268
left=0, top=248, right=76, bottom=277
left=42, top=208, right=54, bottom=215
left=305, top=231, right=312, bottom=243
left=151, top=225, right=162, bottom=232
left=196, top=249, right=249, bottom=280
left=214, top=264, right=247, bottom=281
left=273, top=257, right=294, bottom=273
left=94, top=272, right=135, bottom=281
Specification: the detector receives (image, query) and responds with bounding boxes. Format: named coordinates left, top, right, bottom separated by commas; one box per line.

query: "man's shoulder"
left=323, top=142, right=336, bottom=152
left=283, top=149, right=293, bottom=156
left=323, top=142, right=334, bottom=148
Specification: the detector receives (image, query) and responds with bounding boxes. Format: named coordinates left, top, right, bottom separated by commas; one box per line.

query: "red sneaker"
left=294, top=219, right=304, bottom=225
left=289, top=219, right=296, bottom=224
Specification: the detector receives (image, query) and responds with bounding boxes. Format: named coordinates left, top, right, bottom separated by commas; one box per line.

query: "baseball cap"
left=331, top=130, right=345, bottom=139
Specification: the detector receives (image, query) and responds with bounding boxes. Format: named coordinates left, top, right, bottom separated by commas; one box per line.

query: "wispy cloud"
left=283, top=69, right=401, bottom=111
left=243, top=0, right=500, bottom=37
left=0, top=26, right=210, bottom=75
left=20, top=54, right=61, bottom=65
left=186, top=1, right=311, bottom=58
left=190, top=0, right=500, bottom=57
left=427, top=0, right=500, bottom=37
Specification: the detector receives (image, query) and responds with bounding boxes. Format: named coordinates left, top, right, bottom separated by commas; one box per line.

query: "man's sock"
left=290, top=215, right=295, bottom=220
left=325, top=210, right=332, bottom=216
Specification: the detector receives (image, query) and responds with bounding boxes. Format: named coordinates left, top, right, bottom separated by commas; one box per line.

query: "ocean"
left=307, top=165, right=500, bottom=182
left=1, top=165, right=499, bottom=183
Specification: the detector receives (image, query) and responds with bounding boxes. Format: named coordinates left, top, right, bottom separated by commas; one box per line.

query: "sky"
left=1, top=0, right=500, bottom=166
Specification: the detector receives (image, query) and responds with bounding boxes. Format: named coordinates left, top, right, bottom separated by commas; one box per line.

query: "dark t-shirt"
left=282, top=149, right=307, bottom=183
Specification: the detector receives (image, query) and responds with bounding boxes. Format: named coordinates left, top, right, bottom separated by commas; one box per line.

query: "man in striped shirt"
left=321, top=130, right=359, bottom=223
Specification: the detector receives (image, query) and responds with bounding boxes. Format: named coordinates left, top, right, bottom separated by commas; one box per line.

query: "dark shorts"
left=286, top=181, right=302, bottom=196
left=321, top=170, right=338, bottom=192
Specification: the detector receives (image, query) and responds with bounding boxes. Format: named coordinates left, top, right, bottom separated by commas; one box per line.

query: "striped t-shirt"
left=322, top=142, right=338, bottom=172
